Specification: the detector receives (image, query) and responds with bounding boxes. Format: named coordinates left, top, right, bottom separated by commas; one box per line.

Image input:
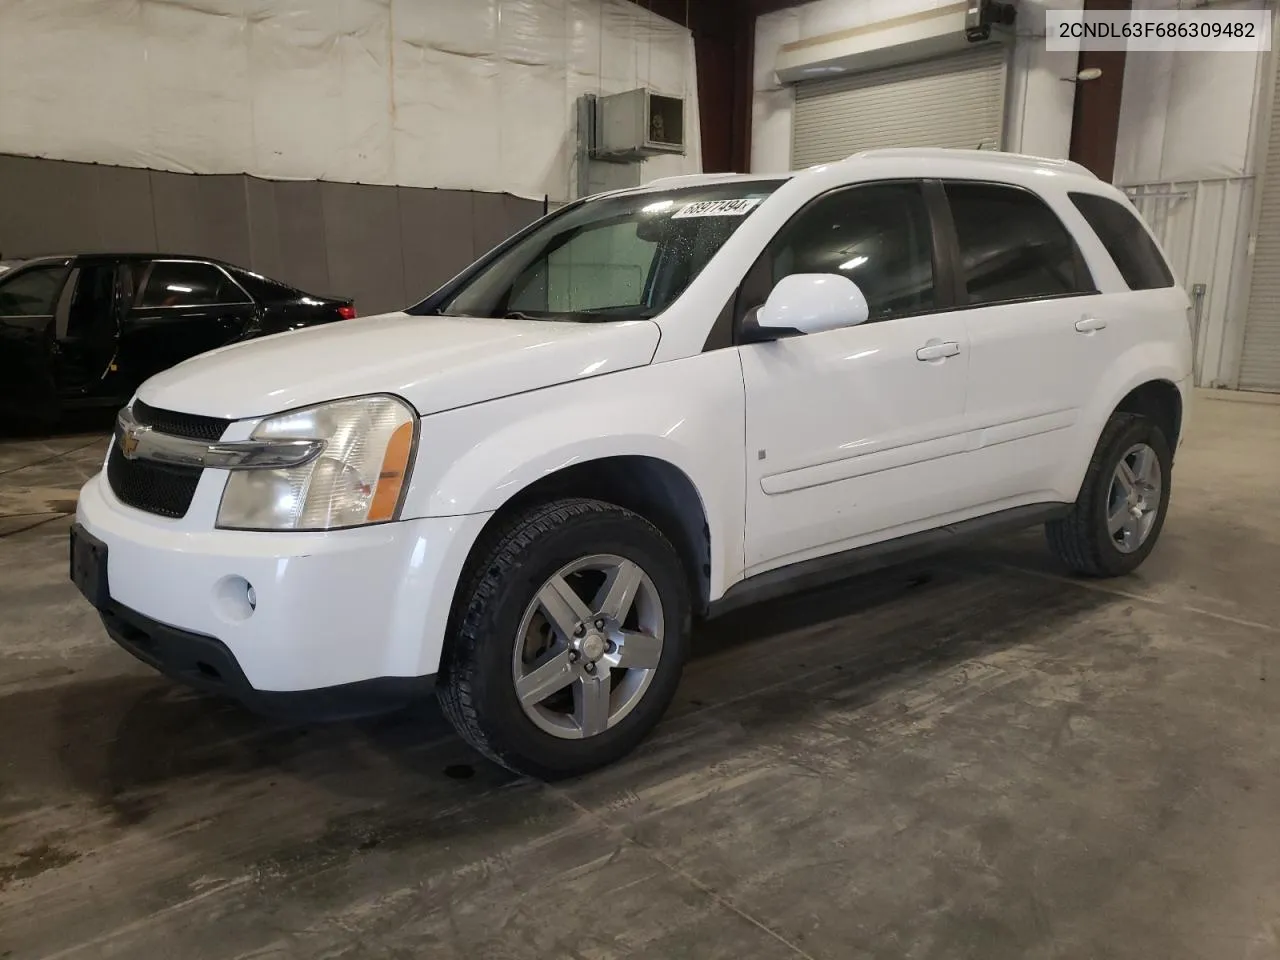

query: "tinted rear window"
left=945, top=181, right=1093, bottom=306
left=1070, top=192, right=1175, bottom=290
left=138, top=261, right=246, bottom=307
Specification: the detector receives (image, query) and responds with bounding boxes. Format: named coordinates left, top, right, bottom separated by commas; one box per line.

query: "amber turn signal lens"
left=367, top=421, right=414, bottom=522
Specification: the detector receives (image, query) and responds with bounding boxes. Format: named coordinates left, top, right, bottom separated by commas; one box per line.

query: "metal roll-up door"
left=1240, top=53, right=1280, bottom=391
left=791, top=45, right=1009, bottom=170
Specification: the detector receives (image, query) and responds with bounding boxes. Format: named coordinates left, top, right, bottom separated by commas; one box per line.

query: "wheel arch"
left=1058, top=338, right=1189, bottom=502
left=451, top=454, right=714, bottom=621
left=1112, top=378, right=1183, bottom=451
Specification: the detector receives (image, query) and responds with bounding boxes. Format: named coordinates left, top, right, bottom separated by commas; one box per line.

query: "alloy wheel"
left=511, top=554, right=665, bottom=740
left=1106, top=442, right=1162, bottom=554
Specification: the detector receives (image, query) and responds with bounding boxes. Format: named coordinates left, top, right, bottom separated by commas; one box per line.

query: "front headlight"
left=217, top=395, right=417, bottom=531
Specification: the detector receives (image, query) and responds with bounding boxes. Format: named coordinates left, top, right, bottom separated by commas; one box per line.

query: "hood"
left=136, top=313, right=662, bottom=420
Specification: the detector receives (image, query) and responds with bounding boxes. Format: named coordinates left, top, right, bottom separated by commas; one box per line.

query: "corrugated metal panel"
left=791, top=46, right=1008, bottom=170
left=1240, top=52, right=1280, bottom=392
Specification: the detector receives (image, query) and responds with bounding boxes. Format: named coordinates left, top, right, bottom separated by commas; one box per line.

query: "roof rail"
left=642, top=172, right=772, bottom=188
left=845, top=147, right=1096, bottom=178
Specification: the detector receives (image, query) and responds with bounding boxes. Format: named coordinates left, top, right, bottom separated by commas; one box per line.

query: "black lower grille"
left=106, top=443, right=201, bottom=519
left=132, top=400, right=231, bottom=442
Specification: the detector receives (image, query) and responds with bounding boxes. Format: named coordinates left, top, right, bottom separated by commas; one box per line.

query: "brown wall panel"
left=95, top=165, right=158, bottom=252
left=272, top=180, right=331, bottom=298
left=0, top=154, right=540, bottom=317
left=151, top=172, right=251, bottom=265
left=0, top=155, right=102, bottom=256
left=244, top=176, right=283, bottom=282
left=504, top=193, right=544, bottom=238
left=398, top=188, right=477, bottom=304
left=472, top=191, right=514, bottom=261
left=320, top=181, right=407, bottom=315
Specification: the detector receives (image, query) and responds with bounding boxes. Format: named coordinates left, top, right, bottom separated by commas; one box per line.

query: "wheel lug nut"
left=594, top=618, right=605, bottom=630
left=584, top=662, right=596, bottom=674
left=606, top=640, right=616, bottom=654
left=568, top=650, right=579, bottom=662
left=574, top=624, right=586, bottom=637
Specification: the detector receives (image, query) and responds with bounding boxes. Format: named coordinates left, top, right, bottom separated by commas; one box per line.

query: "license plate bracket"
left=69, top=523, right=110, bottom=610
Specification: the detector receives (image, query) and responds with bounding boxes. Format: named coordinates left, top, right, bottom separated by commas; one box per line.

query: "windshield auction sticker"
left=671, top=198, right=762, bottom=219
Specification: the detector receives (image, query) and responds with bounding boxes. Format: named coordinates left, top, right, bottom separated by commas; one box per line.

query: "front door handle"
left=1075, top=316, right=1108, bottom=333
left=916, top=340, right=961, bottom=362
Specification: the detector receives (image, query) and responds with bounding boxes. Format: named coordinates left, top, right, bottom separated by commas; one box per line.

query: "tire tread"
left=437, top=497, right=674, bottom=776
left=1045, top=412, right=1169, bottom=578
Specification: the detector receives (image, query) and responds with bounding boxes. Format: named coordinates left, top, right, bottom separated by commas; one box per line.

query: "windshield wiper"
left=504, top=311, right=543, bottom=321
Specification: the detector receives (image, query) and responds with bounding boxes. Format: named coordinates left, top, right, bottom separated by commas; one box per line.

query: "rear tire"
left=1046, top=412, right=1173, bottom=578
left=437, top=497, right=690, bottom=780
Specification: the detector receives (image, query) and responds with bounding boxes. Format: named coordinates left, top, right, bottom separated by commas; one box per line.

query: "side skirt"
left=706, top=502, right=1071, bottom=619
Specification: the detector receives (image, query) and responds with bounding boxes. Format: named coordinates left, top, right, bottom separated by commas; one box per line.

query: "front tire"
left=1046, top=412, right=1173, bottom=577
left=437, top=498, right=691, bottom=780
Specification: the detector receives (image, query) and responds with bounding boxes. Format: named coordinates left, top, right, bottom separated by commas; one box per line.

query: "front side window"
left=767, top=181, right=937, bottom=321
left=945, top=181, right=1093, bottom=306
left=0, top=264, right=70, bottom=316
left=137, top=262, right=245, bottom=308
left=1069, top=191, right=1175, bottom=291
left=429, top=181, right=786, bottom=322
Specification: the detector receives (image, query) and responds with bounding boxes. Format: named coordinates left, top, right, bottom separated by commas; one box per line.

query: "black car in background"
left=0, top=254, right=356, bottom=425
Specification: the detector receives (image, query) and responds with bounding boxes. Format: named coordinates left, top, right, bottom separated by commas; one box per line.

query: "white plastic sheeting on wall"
left=1114, top=0, right=1266, bottom=184
left=750, top=0, right=1079, bottom=174
left=0, top=0, right=702, bottom=202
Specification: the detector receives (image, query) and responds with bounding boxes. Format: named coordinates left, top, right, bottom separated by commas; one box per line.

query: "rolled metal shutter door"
left=1240, top=55, right=1280, bottom=392
left=791, top=45, right=1009, bottom=170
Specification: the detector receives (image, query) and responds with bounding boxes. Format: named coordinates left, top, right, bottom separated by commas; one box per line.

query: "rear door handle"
left=1075, top=316, right=1107, bottom=333
left=916, top=340, right=961, bottom=362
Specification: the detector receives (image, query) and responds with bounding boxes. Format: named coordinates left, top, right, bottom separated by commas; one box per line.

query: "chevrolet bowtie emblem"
left=119, top=426, right=144, bottom=459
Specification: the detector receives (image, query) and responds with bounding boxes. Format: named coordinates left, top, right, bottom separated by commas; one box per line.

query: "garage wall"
left=0, top=154, right=544, bottom=316
left=1113, top=0, right=1270, bottom=390
left=750, top=0, right=1080, bottom=174
left=0, top=0, right=702, bottom=204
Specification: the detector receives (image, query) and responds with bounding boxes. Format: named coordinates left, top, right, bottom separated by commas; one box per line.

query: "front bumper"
left=74, top=472, right=491, bottom=700
left=99, top=596, right=435, bottom=721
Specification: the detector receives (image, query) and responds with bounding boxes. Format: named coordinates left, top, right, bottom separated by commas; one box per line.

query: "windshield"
left=426, top=180, right=786, bottom=322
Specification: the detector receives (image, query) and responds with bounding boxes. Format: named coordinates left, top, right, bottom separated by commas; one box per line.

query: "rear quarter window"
left=229, top=267, right=301, bottom=302
left=1069, top=192, right=1175, bottom=291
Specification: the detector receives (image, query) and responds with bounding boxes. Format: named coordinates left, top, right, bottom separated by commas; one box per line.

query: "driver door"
left=740, top=180, right=972, bottom=576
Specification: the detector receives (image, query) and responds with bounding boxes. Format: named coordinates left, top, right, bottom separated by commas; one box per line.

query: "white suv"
left=70, top=149, right=1193, bottom=778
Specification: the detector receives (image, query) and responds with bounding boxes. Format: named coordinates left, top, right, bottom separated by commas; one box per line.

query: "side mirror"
left=755, top=273, right=870, bottom=338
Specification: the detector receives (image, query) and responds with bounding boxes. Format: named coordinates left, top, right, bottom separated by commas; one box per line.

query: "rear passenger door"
left=53, top=260, right=123, bottom=395
left=1067, top=189, right=1189, bottom=380
left=942, top=180, right=1105, bottom=504
left=120, top=260, right=257, bottom=385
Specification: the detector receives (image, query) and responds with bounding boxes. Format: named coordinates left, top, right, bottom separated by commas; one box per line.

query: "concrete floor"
left=1, top=394, right=1278, bottom=960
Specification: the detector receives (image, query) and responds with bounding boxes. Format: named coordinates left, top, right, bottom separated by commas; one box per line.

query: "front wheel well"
left=1114, top=379, right=1182, bottom=450
left=455, top=456, right=712, bottom=618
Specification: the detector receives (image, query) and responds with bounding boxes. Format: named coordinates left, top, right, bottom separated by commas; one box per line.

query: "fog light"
left=214, top=575, right=257, bottom=623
